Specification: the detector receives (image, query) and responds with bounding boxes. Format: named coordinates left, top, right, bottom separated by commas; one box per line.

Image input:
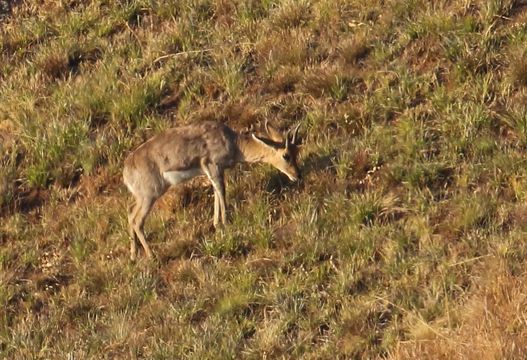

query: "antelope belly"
left=163, top=168, right=202, bottom=185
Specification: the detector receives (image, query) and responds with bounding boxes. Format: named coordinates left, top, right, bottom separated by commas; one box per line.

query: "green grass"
left=2, top=0, right=527, bottom=358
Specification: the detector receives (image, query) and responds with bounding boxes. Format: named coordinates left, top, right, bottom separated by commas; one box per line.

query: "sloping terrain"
left=1, top=0, right=527, bottom=358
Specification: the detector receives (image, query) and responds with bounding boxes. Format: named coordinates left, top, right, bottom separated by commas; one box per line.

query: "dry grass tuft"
left=339, top=36, right=371, bottom=65
left=391, top=259, right=527, bottom=359
left=271, top=0, right=312, bottom=28
left=255, top=29, right=313, bottom=67
left=265, top=65, right=302, bottom=94
left=510, top=55, right=527, bottom=88
left=301, top=66, right=358, bottom=101
left=38, top=51, right=70, bottom=80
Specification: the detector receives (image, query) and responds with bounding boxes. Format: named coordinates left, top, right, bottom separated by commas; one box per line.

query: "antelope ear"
left=264, top=120, right=284, bottom=143
left=252, top=133, right=276, bottom=148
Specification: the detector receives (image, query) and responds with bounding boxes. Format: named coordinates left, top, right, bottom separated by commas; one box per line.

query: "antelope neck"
left=236, top=133, right=277, bottom=164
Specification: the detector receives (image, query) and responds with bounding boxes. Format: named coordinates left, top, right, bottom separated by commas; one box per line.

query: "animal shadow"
left=265, top=150, right=337, bottom=194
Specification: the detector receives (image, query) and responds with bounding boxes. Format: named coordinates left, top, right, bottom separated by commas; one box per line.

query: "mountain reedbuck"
left=123, top=120, right=302, bottom=260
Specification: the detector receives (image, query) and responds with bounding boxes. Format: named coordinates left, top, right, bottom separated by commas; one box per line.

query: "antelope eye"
left=283, top=153, right=291, bottom=161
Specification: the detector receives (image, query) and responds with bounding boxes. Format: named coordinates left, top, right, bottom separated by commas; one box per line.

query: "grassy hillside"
left=2, top=0, right=527, bottom=358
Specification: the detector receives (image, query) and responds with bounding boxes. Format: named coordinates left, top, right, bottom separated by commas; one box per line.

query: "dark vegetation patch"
left=510, top=53, right=527, bottom=88
left=339, top=36, right=371, bottom=65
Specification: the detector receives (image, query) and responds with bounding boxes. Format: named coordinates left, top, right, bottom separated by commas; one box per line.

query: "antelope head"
left=251, top=121, right=302, bottom=182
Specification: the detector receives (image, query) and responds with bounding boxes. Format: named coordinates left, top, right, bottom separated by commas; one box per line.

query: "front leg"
left=214, top=190, right=220, bottom=228
left=201, top=159, right=227, bottom=228
left=217, top=174, right=226, bottom=225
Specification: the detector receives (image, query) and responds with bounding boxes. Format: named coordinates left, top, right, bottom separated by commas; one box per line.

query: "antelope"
left=123, top=120, right=302, bottom=260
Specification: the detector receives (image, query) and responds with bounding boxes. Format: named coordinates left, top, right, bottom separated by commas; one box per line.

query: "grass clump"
left=339, top=36, right=371, bottom=65
left=22, top=119, right=90, bottom=187
left=508, top=48, right=527, bottom=88
left=271, top=0, right=313, bottom=29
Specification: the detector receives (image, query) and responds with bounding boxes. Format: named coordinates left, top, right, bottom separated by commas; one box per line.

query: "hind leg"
left=124, top=168, right=167, bottom=260
left=128, top=201, right=141, bottom=261
left=132, top=197, right=155, bottom=259
left=213, top=192, right=220, bottom=227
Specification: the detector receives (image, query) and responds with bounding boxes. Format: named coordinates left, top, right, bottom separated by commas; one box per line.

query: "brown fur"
left=123, top=120, right=302, bottom=260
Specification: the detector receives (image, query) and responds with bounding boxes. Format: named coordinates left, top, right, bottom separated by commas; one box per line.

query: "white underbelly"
left=163, top=168, right=202, bottom=185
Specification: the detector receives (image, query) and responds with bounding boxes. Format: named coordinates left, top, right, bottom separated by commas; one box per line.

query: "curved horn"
left=291, top=123, right=301, bottom=145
